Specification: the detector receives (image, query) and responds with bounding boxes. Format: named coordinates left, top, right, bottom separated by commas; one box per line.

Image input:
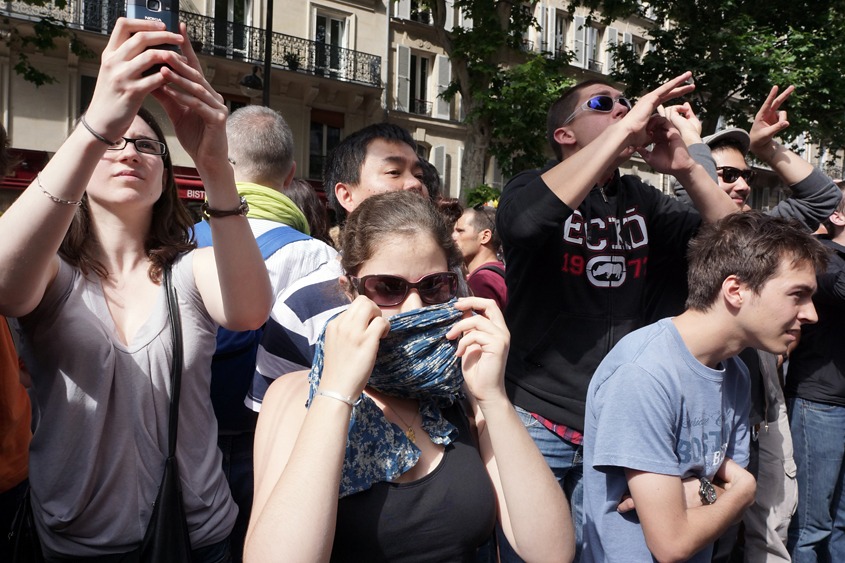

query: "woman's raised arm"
left=245, top=297, right=389, bottom=563
left=151, top=23, right=271, bottom=330
left=0, top=19, right=183, bottom=317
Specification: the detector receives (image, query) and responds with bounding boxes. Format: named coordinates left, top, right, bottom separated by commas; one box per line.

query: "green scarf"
left=235, top=182, right=310, bottom=235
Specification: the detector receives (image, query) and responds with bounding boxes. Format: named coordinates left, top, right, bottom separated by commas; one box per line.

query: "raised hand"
left=83, top=18, right=185, bottom=143
left=659, top=102, right=703, bottom=146
left=618, top=71, right=696, bottom=149
left=446, top=297, right=510, bottom=404
left=636, top=114, right=696, bottom=176
left=319, top=295, right=390, bottom=401
left=150, top=22, right=229, bottom=169
left=750, top=85, right=793, bottom=160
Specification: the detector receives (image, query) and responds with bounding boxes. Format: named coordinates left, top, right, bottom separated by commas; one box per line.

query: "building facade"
left=2, top=0, right=830, bottom=215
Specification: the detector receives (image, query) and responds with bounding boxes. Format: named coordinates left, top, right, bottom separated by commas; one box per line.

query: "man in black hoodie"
left=495, top=73, right=737, bottom=562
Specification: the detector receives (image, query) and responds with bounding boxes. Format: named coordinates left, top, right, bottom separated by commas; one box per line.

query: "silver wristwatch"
left=699, top=476, right=717, bottom=505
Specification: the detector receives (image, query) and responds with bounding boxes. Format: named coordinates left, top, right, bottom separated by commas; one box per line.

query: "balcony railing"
left=410, top=99, right=432, bottom=116
left=1, top=0, right=382, bottom=88
left=520, top=39, right=533, bottom=52
left=588, top=59, right=603, bottom=73
left=410, top=9, right=431, bottom=25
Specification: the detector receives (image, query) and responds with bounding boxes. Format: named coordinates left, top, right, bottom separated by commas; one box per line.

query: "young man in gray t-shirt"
left=583, top=212, right=829, bottom=563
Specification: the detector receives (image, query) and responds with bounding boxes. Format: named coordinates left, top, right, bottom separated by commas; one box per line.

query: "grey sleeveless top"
left=12, top=253, right=236, bottom=556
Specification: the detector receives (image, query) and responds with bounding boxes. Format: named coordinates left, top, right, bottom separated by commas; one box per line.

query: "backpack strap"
left=255, top=226, right=311, bottom=259
left=194, top=220, right=312, bottom=260
left=193, top=220, right=213, bottom=248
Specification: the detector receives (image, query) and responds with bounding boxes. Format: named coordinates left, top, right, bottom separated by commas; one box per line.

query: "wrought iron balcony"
left=588, top=59, right=603, bottom=73
left=410, top=99, right=432, bottom=116
left=1, top=0, right=382, bottom=88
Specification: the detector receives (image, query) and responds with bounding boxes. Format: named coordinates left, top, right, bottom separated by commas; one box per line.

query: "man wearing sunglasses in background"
left=452, top=204, right=507, bottom=311
left=653, top=86, right=841, bottom=563
left=496, top=73, right=737, bottom=562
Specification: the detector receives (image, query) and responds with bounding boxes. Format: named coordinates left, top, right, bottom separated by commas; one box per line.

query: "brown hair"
left=280, top=178, right=333, bottom=246
left=340, top=190, right=463, bottom=278
left=59, top=107, right=195, bottom=283
left=546, top=79, right=615, bottom=160
left=686, top=211, right=829, bottom=311
left=435, top=197, right=463, bottom=231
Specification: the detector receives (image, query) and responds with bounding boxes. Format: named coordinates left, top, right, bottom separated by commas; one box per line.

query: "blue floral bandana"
left=306, top=300, right=465, bottom=497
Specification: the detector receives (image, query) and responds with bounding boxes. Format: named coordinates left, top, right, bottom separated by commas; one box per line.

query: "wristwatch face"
left=700, top=479, right=717, bottom=504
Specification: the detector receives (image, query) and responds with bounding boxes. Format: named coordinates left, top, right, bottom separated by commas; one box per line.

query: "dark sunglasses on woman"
left=349, top=272, right=459, bottom=308
left=716, top=166, right=756, bottom=184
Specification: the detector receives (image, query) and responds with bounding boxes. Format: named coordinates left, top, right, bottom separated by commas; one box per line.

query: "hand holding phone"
left=127, top=0, right=180, bottom=75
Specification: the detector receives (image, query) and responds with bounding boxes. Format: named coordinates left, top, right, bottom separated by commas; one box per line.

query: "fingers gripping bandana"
left=307, top=300, right=465, bottom=497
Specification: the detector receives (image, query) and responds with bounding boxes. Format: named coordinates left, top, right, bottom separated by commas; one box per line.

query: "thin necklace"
left=391, top=406, right=420, bottom=444
left=367, top=389, right=420, bottom=443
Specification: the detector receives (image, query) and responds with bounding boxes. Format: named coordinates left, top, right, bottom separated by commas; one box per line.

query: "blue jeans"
left=497, top=405, right=583, bottom=563
left=218, top=432, right=255, bottom=563
left=787, top=397, right=845, bottom=563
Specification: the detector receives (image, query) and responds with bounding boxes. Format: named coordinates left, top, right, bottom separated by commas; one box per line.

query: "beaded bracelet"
left=37, top=173, right=82, bottom=206
left=315, top=389, right=355, bottom=407
left=79, top=114, right=119, bottom=147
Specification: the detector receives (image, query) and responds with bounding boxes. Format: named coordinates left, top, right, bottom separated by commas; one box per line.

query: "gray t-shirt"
left=583, top=318, right=751, bottom=563
left=13, top=253, right=236, bottom=556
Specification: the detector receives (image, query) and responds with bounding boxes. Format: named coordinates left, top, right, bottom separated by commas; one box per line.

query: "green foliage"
left=465, top=183, right=502, bottom=207
left=5, top=13, right=96, bottom=87
left=426, top=0, right=576, bottom=181
left=483, top=56, right=574, bottom=178
left=568, top=0, right=845, bottom=153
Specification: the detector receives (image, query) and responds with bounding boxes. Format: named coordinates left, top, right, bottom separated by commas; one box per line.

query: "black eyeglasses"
left=349, top=272, right=459, bottom=307
left=107, top=137, right=167, bottom=156
left=717, top=166, right=755, bottom=184
left=562, top=95, right=632, bottom=127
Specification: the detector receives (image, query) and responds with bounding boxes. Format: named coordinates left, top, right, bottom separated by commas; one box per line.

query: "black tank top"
left=331, top=403, right=498, bottom=562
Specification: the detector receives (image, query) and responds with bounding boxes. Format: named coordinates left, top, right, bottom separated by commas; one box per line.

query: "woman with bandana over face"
left=245, top=190, right=573, bottom=563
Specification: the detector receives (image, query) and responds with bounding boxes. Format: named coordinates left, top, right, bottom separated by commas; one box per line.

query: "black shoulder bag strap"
left=475, top=264, right=506, bottom=279
left=138, top=265, right=194, bottom=562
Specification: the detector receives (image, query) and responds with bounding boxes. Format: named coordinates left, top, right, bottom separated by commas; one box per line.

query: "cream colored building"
left=0, top=0, right=387, bottom=214
left=4, top=0, right=807, bottom=213
left=385, top=0, right=668, bottom=200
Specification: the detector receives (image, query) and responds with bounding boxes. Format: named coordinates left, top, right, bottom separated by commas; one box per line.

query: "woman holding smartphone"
left=0, top=18, right=271, bottom=561
left=245, top=191, right=574, bottom=563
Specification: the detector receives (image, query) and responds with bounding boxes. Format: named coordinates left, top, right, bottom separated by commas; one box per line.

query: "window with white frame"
left=586, top=26, right=603, bottom=72
left=554, top=11, right=567, bottom=56
left=396, top=47, right=452, bottom=120
left=410, top=53, right=432, bottom=116
left=214, top=0, right=252, bottom=57
left=314, top=10, right=347, bottom=77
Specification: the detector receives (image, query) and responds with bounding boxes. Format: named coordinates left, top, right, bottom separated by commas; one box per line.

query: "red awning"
left=1, top=152, right=206, bottom=204
left=0, top=149, right=48, bottom=190
left=174, top=166, right=205, bottom=200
